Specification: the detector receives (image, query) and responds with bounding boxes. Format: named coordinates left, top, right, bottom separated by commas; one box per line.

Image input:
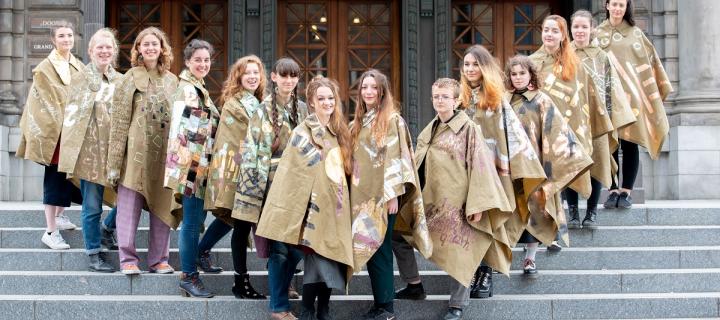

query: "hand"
left=387, top=197, right=399, bottom=215
left=469, top=212, right=483, bottom=222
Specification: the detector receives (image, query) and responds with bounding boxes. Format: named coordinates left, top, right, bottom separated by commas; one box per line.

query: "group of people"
left=17, top=0, right=671, bottom=319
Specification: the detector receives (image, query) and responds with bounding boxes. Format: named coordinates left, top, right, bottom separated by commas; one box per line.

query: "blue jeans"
left=178, top=195, right=207, bottom=274
left=197, top=218, right=233, bottom=253
left=268, top=240, right=303, bottom=312
left=80, top=180, right=117, bottom=255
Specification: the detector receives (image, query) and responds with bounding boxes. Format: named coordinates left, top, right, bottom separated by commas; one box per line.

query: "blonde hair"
left=459, top=45, right=504, bottom=111
left=87, top=28, right=119, bottom=68
left=543, top=15, right=578, bottom=81
left=219, top=55, right=267, bottom=106
left=350, top=69, right=399, bottom=147
left=305, top=77, right=353, bottom=175
left=432, top=78, right=460, bottom=98
left=130, top=27, right=173, bottom=73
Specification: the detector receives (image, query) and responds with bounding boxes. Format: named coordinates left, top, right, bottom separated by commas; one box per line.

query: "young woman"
left=59, top=28, right=122, bottom=271
left=256, top=77, right=352, bottom=320
left=505, top=55, right=593, bottom=276
left=107, top=27, right=178, bottom=275
left=568, top=10, right=636, bottom=227
left=164, top=39, right=219, bottom=298
left=597, top=0, right=673, bottom=208
left=349, top=69, right=431, bottom=320
left=234, top=57, right=310, bottom=315
left=530, top=15, right=613, bottom=250
left=17, top=21, right=84, bottom=250
left=205, top=55, right=267, bottom=299
left=393, top=78, right=512, bottom=320
left=454, top=45, right=546, bottom=300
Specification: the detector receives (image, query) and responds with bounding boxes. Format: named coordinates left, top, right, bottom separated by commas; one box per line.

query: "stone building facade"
left=0, top=0, right=716, bottom=201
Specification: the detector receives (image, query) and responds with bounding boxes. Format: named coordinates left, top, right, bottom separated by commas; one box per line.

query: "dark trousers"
left=611, top=139, right=640, bottom=190
left=564, top=178, right=603, bottom=209
left=367, top=214, right=397, bottom=310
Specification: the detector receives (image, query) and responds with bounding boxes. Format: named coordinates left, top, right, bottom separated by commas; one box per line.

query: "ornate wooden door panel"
left=108, top=0, right=228, bottom=100
left=278, top=0, right=400, bottom=115
left=451, top=0, right=558, bottom=73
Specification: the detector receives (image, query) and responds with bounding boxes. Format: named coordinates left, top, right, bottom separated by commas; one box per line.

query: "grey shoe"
left=617, top=192, right=633, bottom=209
left=582, top=208, right=598, bottom=229
left=567, top=205, right=581, bottom=229
left=361, top=307, right=396, bottom=320
left=443, top=307, right=463, bottom=320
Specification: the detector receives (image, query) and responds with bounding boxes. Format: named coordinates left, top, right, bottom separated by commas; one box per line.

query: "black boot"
left=394, top=282, right=426, bottom=300
left=567, top=205, right=581, bottom=229
left=88, top=252, right=115, bottom=273
left=582, top=207, right=598, bottom=229
left=316, top=286, right=333, bottom=320
left=300, top=283, right=319, bottom=320
left=197, top=250, right=223, bottom=273
left=100, top=227, right=118, bottom=250
left=232, top=273, right=266, bottom=299
left=470, top=266, right=493, bottom=298
left=179, top=272, right=215, bottom=298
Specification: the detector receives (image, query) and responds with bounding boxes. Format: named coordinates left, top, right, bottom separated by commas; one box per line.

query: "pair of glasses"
left=432, top=96, right=455, bottom=102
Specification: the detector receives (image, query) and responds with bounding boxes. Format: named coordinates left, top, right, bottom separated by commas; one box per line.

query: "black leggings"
left=611, top=139, right=640, bottom=190
left=564, top=178, right=603, bottom=210
left=231, top=218, right=253, bottom=274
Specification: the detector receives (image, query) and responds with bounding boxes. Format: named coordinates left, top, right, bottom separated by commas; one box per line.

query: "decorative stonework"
left=435, top=0, right=450, bottom=77
left=261, top=0, right=275, bottom=66
left=403, top=0, right=420, bottom=137
left=230, top=0, right=245, bottom=60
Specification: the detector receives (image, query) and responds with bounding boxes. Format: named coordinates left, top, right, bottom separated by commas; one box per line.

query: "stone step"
left=2, top=246, right=719, bottom=272
left=0, top=269, right=719, bottom=296
left=1, top=293, right=718, bottom=320
left=2, top=203, right=720, bottom=228
left=3, top=225, right=719, bottom=249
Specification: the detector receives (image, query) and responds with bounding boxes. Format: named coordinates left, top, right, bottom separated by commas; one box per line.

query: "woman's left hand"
left=387, top=197, right=399, bottom=215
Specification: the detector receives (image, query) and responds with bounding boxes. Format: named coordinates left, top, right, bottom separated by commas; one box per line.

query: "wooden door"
left=451, top=0, right=558, bottom=73
left=277, top=0, right=401, bottom=115
left=108, top=0, right=228, bottom=100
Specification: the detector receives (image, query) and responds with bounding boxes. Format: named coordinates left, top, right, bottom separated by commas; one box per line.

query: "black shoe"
left=197, top=250, right=223, bottom=273
left=567, top=205, right=581, bottom=229
left=582, top=208, right=598, bottom=229
left=88, top=252, right=115, bottom=273
left=361, top=307, right=395, bottom=320
left=316, top=287, right=332, bottom=320
left=522, top=259, right=538, bottom=278
left=603, top=192, right=619, bottom=209
left=100, top=228, right=118, bottom=250
left=443, top=307, right=463, bottom=320
left=299, top=306, right=318, bottom=320
left=470, top=266, right=492, bottom=298
left=179, top=272, right=215, bottom=298
left=232, top=273, right=266, bottom=299
left=547, top=241, right=562, bottom=253
left=617, top=192, right=633, bottom=209
left=394, top=282, right=426, bottom=300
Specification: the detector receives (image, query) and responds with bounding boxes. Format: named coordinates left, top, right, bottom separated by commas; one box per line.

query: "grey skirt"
left=303, top=253, right=346, bottom=290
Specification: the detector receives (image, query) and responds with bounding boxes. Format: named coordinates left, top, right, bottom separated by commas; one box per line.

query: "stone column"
left=663, top=0, right=720, bottom=199
left=0, top=0, right=22, bottom=127
left=81, top=0, right=104, bottom=61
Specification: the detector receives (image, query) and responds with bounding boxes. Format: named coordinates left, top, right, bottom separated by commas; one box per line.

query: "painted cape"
left=233, top=95, right=309, bottom=222
left=107, top=66, right=180, bottom=228
left=205, top=91, right=261, bottom=223
left=414, top=110, right=512, bottom=286
left=508, top=90, right=593, bottom=247
left=17, top=49, right=84, bottom=164
left=465, top=92, right=546, bottom=274
left=574, top=42, right=637, bottom=187
left=350, top=110, right=432, bottom=271
left=597, top=20, right=673, bottom=160
left=164, top=69, right=220, bottom=204
left=530, top=47, right=613, bottom=196
left=255, top=113, right=353, bottom=274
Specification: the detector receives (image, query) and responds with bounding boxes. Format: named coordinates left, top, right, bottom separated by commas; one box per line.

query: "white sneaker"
left=42, top=231, right=70, bottom=250
left=55, top=215, right=77, bottom=230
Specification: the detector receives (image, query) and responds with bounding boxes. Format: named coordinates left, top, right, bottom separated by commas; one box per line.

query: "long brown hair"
left=270, top=58, right=301, bottom=153
left=605, top=0, right=635, bottom=26
left=305, top=77, right=353, bottom=175
left=458, top=45, right=504, bottom=111
left=504, top=55, right=542, bottom=91
left=219, top=55, right=267, bottom=106
left=543, top=15, right=578, bottom=81
left=350, top=69, right=398, bottom=147
left=130, top=27, right=173, bottom=73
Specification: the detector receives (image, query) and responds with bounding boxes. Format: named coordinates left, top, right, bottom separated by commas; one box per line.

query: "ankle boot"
left=232, top=273, right=266, bottom=299
left=197, top=250, right=223, bottom=273
left=582, top=207, right=598, bottom=229
left=100, top=227, right=118, bottom=250
left=316, top=287, right=333, bottom=320
left=179, top=272, right=215, bottom=298
left=567, top=205, right=581, bottom=229
left=88, top=252, right=115, bottom=273
left=470, top=266, right=493, bottom=298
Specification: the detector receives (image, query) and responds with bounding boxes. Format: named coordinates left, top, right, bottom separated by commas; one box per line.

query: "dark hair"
left=504, top=55, right=541, bottom=91
left=605, top=0, right=635, bottom=26
left=269, top=57, right=302, bottom=153
left=50, top=21, right=74, bottom=38
left=183, top=39, right=214, bottom=61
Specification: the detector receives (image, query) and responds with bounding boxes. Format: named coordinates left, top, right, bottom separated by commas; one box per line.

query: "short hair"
left=87, top=28, right=119, bottom=67
left=504, top=55, right=541, bottom=90
left=432, top=78, right=460, bottom=98
left=183, top=39, right=214, bottom=61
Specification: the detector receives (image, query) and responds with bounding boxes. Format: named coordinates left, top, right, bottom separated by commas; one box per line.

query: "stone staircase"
left=0, top=201, right=719, bottom=319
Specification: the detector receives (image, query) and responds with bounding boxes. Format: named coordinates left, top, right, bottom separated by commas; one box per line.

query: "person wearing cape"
left=392, top=78, right=513, bottom=320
